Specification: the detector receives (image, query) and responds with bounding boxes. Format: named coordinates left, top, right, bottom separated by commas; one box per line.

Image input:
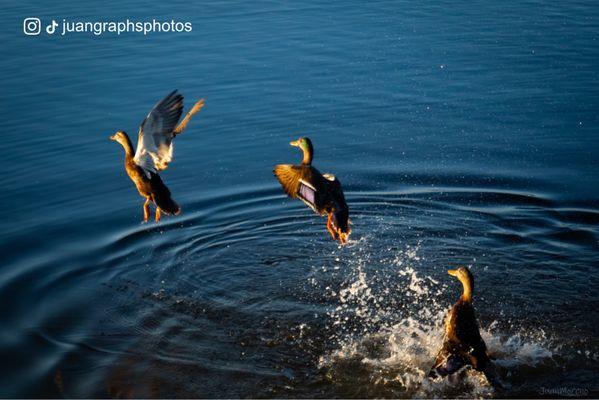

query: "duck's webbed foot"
left=337, top=230, right=349, bottom=245
left=326, top=214, right=339, bottom=240
left=155, top=208, right=162, bottom=222
left=143, top=198, right=151, bottom=222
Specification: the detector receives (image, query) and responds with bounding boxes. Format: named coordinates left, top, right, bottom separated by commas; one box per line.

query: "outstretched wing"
left=134, top=90, right=183, bottom=174
left=297, top=179, right=318, bottom=212
left=273, top=164, right=319, bottom=212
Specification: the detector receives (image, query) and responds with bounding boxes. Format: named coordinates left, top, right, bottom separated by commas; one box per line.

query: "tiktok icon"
left=46, top=20, right=59, bottom=35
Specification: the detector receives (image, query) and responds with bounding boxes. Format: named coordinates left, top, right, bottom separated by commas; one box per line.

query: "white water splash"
left=319, top=243, right=555, bottom=398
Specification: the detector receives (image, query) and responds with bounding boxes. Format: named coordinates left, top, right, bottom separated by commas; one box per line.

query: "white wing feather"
left=133, top=90, right=183, bottom=175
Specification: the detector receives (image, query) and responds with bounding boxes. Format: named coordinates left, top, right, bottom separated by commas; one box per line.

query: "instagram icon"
left=23, top=18, right=41, bottom=35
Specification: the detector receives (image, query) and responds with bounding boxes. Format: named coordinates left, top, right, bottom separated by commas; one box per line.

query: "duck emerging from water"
left=429, top=266, right=499, bottom=385
left=110, top=90, right=204, bottom=222
left=274, top=137, right=351, bottom=244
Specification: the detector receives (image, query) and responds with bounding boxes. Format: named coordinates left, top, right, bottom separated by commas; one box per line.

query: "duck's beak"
left=448, top=269, right=458, bottom=276
left=289, top=140, right=300, bottom=147
left=109, top=134, right=117, bottom=141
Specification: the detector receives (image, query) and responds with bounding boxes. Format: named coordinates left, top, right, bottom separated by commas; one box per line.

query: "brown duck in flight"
left=429, top=266, right=499, bottom=386
left=274, top=137, right=351, bottom=244
left=110, top=90, right=204, bottom=222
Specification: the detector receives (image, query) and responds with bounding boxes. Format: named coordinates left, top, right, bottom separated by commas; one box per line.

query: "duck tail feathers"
left=153, top=192, right=181, bottom=215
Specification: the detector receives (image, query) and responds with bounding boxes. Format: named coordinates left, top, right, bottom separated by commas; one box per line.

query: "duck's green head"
left=290, top=137, right=314, bottom=164
left=290, top=137, right=312, bottom=151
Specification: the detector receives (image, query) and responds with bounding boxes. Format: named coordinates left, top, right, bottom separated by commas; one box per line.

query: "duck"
left=273, top=137, right=351, bottom=244
left=110, top=90, right=204, bottom=222
left=429, top=266, right=499, bottom=385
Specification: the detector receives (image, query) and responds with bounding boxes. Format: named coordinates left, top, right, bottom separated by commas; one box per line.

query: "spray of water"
left=317, top=238, right=555, bottom=397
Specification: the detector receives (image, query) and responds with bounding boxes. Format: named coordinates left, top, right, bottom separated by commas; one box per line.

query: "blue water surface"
left=1, top=1, right=598, bottom=397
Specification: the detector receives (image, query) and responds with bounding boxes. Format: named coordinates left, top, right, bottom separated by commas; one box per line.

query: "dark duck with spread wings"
left=429, top=266, right=500, bottom=386
left=273, top=137, right=351, bottom=244
left=110, top=90, right=205, bottom=222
